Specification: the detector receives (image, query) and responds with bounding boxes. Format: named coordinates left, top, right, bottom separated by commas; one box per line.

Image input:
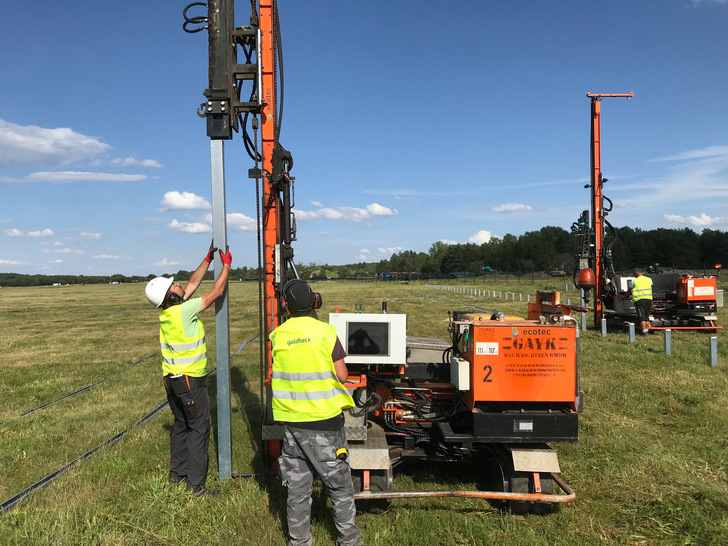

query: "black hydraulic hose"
left=182, top=2, right=208, bottom=33
left=272, top=0, right=284, bottom=141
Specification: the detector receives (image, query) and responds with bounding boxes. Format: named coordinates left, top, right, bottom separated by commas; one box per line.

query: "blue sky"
left=1, top=0, right=727, bottom=276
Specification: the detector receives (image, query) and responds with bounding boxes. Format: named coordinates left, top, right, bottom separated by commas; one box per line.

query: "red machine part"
left=586, top=93, right=633, bottom=327
left=676, top=276, right=717, bottom=303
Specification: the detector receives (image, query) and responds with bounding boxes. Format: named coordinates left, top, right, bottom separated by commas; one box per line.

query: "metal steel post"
left=210, top=139, right=232, bottom=479
left=665, top=329, right=672, bottom=355
left=629, top=322, right=635, bottom=343
left=710, top=336, right=718, bottom=366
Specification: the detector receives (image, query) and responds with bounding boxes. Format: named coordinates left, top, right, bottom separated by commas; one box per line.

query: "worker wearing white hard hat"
left=145, top=244, right=232, bottom=497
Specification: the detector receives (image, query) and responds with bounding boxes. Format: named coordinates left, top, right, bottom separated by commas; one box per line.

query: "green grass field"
left=1, top=279, right=727, bottom=545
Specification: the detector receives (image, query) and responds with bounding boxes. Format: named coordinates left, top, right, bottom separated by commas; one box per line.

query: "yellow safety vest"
left=159, top=302, right=207, bottom=377
left=270, top=316, right=354, bottom=422
left=632, top=275, right=653, bottom=302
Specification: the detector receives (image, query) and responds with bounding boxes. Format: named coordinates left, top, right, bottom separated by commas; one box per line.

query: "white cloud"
left=365, top=203, right=398, bottom=217
left=0, top=259, right=26, bottom=265
left=22, top=171, right=147, bottom=183
left=28, top=229, right=54, bottom=237
left=160, top=191, right=211, bottom=211
left=4, top=228, right=53, bottom=237
left=226, top=212, right=256, bottom=231
left=93, top=254, right=120, bottom=259
left=664, top=213, right=728, bottom=228
left=196, top=212, right=256, bottom=231
left=153, top=258, right=180, bottom=267
left=0, top=119, right=109, bottom=167
left=439, top=239, right=458, bottom=245
left=627, top=145, right=728, bottom=206
left=52, top=248, right=85, bottom=255
left=650, top=145, right=728, bottom=163
left=168, top=219, right=212, bottom=233
left=80, top=232, right=102, bottom=239
left=468, top=230, right=492, bottom=244
left=690, top=0, right=728, bottom=6
left=378, top=246, right=404, bottom=255
left=297, top=202, right=398, bottom=222
left=492, top=203, right=534, bottom=213
left=112, top=156, right=163, bottom=168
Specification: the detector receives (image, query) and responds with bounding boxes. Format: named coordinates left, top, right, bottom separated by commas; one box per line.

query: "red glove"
left=219, top=248, right=232, bottom=266
left=204, top=245, right=218, bottom=263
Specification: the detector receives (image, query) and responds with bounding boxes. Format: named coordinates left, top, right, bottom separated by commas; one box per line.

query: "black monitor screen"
left=346, top=322, right=389, bottom=356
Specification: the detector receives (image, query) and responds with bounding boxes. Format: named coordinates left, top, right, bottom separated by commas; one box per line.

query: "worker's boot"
left=188, top=483, right=220, bottom=497
left=168, top=473, right=187, bottom=486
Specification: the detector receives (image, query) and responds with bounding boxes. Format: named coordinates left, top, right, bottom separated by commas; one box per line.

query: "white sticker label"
left=515, top=420, right=534, bottom=432
left=476, top=342, right=499, bottom=356
left=694, top=286, right=715, bottom=296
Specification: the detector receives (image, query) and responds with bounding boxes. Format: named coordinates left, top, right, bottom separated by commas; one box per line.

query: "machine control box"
left=460, top=320, right=577, bottom=409
left=677, top=277, right=717, bottom=303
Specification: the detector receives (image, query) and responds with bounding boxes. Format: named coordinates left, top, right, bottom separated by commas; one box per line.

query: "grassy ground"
left=1, top=278, right=727, bottom=545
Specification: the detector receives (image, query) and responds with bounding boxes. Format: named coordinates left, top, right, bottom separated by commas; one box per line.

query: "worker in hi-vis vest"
left=144, top=245, right=232, bottom=497
left=270, top=279, right=362, bottom=546
left=629, top=267, right=653, bottom=335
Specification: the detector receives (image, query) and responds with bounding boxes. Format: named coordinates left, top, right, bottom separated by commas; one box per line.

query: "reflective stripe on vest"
left=159, top=303, right=206, bottom=377
left=632, top=275, right=653, bottom=302
left=270, top=316, right=354, bottom=422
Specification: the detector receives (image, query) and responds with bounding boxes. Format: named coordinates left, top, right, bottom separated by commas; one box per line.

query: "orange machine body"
left=676, top=276, right=717, bottom=303
left=461, top=320, right=577, bottom=410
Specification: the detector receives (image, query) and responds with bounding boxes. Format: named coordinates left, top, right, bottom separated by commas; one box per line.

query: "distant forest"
left=1, top=226, right=726, bottom=287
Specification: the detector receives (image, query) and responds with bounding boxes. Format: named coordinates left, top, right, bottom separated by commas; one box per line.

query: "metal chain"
left=253, top=116, right=265, bottom=413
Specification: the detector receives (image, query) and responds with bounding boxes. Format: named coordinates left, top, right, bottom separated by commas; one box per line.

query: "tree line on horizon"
left=373, top=226, right=727, bottom=278
left=1, top=226, right=726, bottom=287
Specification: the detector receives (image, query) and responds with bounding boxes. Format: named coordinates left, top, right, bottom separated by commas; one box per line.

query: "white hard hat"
left=145, top=276, right=174, bottom=307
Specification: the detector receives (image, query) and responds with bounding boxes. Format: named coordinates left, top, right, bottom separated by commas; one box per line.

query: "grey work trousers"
left=278, top=425, right=362, bottom=546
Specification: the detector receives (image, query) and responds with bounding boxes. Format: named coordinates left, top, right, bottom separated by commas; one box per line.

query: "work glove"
left=219, top=247, right=232, bottom=266
left=204, top=244, right=218, bottom=263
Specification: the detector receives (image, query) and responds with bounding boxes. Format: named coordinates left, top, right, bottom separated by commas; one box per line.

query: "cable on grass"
left=17, top=353, right=160, bottom=419
left=7, top=312, right=258, bottom=422
left=0, top=400, right=168, bottom=515
left=0, top=332, right=261, bottom=513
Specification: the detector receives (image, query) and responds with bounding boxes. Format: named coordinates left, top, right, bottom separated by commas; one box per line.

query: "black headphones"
left=280, top=279, right=322, bottom=315
left=165, top=291, right=183, bottom=306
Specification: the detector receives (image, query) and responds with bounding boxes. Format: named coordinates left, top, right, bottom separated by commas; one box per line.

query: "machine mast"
left=189, top=0, right=295, bottom=477
left=586, top=93, right=633, bottom=327
left=259, top=0, right=279, bottom=378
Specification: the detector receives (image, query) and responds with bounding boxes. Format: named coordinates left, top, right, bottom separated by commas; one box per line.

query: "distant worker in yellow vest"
left=144, top=245, right=232, bottom=497
left=630, top=267, right=653, bottom=335
left=270, top=279, right=362, bottom=546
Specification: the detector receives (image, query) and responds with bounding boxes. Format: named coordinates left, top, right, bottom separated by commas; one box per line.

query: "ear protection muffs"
left=280, top=279, right=322, bottom=314
left=165, top=291, right=183, bottom=306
